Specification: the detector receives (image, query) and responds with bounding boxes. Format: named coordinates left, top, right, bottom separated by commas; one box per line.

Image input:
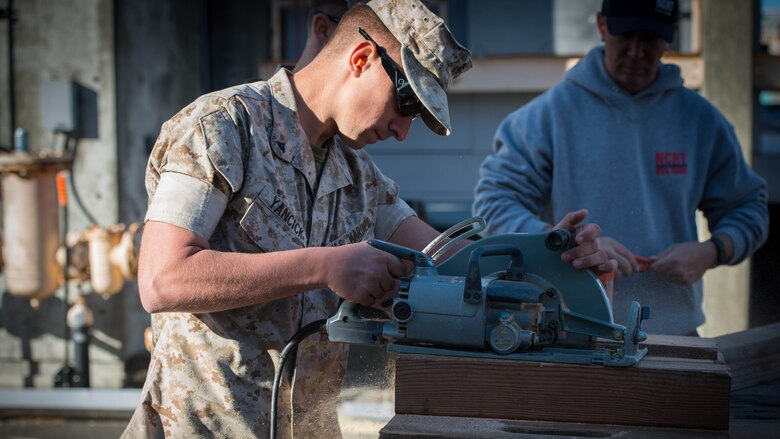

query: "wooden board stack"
left=387, top=335, right=732, bottom=432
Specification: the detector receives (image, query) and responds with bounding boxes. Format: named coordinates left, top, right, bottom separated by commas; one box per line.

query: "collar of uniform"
left=315, top=136, right=354, bottom=198
left=267, top=69, right=353, bottom=197
left=267, top=69, right=320, bottom=191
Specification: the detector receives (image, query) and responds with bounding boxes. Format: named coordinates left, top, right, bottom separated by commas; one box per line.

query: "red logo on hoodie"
left=655, top=152, right=687, bottom=175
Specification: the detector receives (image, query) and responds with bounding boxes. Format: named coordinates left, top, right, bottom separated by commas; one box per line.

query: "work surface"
left=379, top=377, right=780, bottom=439
left=380, top=325, right=780, bottom=438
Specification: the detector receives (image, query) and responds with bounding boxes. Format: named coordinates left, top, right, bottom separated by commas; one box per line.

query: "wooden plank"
left=379, top=415, right=729, bottom=439
left=383, top=380, right=780, bottom=439
left=394, top=353, right=731, bottom=430
left=715, top=322, right=780, bottom=391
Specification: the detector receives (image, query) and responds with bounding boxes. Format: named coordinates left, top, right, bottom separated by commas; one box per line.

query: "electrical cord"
left=268, top=229, right=464, bottom=437
left=270, top=318, right=327, bottom=439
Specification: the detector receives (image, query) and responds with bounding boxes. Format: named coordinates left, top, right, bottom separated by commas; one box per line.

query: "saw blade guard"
left=436, top=231, right=618, bottom=337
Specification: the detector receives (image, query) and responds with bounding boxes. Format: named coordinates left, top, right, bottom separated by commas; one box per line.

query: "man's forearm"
left=139, top=246, right=332, bottom=314
left=138, top=221, right=330, bottom=314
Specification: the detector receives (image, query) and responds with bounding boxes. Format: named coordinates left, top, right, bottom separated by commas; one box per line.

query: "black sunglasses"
left=358, top=28, right=423, bottom=118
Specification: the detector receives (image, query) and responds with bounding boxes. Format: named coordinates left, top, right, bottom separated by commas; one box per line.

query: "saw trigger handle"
left=368, top=239, right=434, bottom=268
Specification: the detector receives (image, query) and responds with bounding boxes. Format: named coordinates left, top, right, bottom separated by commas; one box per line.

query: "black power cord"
left=270, top=318, right=327, bottom=439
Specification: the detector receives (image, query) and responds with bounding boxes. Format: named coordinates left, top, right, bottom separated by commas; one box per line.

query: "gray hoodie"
left=473, top=46, right=768, bottom=335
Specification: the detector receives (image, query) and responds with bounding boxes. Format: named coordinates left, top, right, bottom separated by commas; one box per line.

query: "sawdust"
left=337, top=348, right=396, bottom=438
left=337, top=385, right=394, bottom=439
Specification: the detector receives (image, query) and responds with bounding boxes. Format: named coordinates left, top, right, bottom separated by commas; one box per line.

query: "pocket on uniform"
left=202, top=107, right=244, bottom=194
left=239, top=184, right=306, bottom=252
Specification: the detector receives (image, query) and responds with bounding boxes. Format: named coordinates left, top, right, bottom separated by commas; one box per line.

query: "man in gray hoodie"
left=473, top=0, right=768, bottom=335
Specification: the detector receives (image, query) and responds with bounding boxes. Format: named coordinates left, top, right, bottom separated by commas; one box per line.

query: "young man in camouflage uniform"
left=122, top=0, right=614, bottom=437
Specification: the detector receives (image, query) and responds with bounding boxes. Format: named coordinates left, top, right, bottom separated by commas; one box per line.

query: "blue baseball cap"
left=601, top=0, right=679, bottom=43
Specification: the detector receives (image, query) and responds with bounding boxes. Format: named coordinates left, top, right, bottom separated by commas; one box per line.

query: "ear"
left=349, top=42, right=373, bottom=78
left=597, top=13, right=607, bottom=42
left=311, top=13, right=335, bottom=46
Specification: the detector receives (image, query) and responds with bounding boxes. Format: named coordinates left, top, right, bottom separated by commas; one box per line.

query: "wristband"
left=709, top=236, right=727, bottom=266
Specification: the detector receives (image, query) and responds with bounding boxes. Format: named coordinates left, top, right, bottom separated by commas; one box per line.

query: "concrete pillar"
left=698, top=0, right=755, bottom=337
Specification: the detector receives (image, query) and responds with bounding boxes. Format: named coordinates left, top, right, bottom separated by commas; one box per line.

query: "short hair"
left=307, top=0, right=350, bottom=28
left=320, top=4, right=400, bottom=60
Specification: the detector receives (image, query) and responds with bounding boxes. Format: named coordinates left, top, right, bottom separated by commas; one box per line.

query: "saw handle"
left=464, top=245, right=525, bottom=304
left=422, top=216, right=486, bottom=261
left=367, top=239, right=434, bottom=268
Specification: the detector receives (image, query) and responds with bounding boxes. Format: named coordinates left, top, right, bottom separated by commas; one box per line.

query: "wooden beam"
left=715, top=322, right=780, bottom=391
left=393, top=348, right=731, bottom=430
left=444, top=55, right=704, bottom=94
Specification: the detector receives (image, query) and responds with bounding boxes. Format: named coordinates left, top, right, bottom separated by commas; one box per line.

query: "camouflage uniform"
left=122, top=69, right=415, bottom=438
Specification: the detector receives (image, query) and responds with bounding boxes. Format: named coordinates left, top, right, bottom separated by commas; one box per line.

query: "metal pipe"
left=60, top=172, right=71, bottom=380
left=69, top=294, right=92, bottom=388
left=7, top=0, right=15, bottom=146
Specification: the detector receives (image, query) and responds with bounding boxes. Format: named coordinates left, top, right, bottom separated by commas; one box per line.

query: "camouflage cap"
left=367, top=0, right=472, bottom=136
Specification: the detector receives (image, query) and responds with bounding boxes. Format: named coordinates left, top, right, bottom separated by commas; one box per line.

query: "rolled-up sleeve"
left=146, top=172, right=229, bottom=239
left=145, top=102, right=246, bottom=240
